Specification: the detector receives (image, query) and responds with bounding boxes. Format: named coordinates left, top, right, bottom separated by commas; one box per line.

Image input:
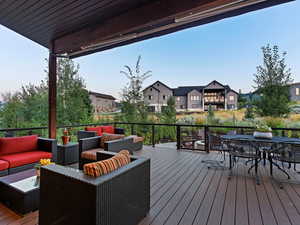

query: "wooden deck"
left=1, top=146, right=300, bottom=225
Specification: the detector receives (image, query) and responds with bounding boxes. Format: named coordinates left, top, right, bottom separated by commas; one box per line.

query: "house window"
left=191, top=95, right=199, bottom=101
left=163, top=95, right=166, bottom=100
left=229, top=96, right=234, bottom=101
left=150, top=88, right=152, bottom=91
left=296, top=88, right=300, bottom=96
left=149, top=95, right=152, bottom=100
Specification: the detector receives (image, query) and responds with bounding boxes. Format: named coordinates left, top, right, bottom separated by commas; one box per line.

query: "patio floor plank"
left=1, top=146, right=300, bottom=225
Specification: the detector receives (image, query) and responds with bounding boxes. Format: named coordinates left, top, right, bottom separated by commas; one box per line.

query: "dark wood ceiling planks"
left=0, top=0, right=294, bottom=57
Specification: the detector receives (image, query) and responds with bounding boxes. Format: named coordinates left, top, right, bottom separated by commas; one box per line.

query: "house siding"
left=143, top=81, right=173, bottom=112
left=290, top=84, right=300, bottom=102
left=144, top=80, right=238, bottom=112
left=89, top=94, right=115, bottom=114
left=187, top=90, right=202, bottom=110
left=226, top=90, right=238, bottom=110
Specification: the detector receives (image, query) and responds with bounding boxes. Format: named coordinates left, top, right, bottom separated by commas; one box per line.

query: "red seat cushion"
left=0, top=151, right=52, bottom=168
left=0, top=160, right=9, bottom=171
left=100, top=126, right=115, bottom=134
left=0, top=135, right=38, bottom=156
left=85, top=127, right=102, bottom=136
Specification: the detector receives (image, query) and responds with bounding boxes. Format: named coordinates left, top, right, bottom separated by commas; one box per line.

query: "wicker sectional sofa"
left=39, top=151, right=150, bottom=225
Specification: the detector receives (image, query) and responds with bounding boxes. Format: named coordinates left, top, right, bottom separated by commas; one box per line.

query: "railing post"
left=204, top=125, right=209, bottom=153
left=152, top=125, right=155, bottom=148
left=241, top=128, right=244, bottom=135
left=176, top=125, right=181, bottom=150
left=282, top=130, right=285, bottom=137
left=131, top=124, right=134, bottom=135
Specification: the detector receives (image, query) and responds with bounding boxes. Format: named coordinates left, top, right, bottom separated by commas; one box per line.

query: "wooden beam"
left=48, top=44, right=57, bottom=139
left=54, top=0, right=236, bottom=54
left=54, top=0, right=292, bottom=55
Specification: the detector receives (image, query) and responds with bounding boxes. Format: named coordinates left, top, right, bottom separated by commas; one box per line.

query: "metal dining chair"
left=227, top=139, right=261, bottom=184
left=269, top=143, right=300, bottom=179
left=201, top=134, right=228, bottom=169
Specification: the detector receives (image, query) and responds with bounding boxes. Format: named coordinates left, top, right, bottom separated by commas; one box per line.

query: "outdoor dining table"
left=221, top=134, right=300, bottom=179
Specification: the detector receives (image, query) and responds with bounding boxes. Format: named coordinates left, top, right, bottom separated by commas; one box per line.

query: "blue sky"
left=0, top=1, right=299, bottom=100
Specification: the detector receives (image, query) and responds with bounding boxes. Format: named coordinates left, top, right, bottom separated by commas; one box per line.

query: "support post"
left=131, top=124, right=134, bottom=135
left=48, top=46, right=57, bottom=139
left=204, top=125, right=209, bottom=153
left=152, top=125, right=155, bottom=148
left=176, top=125, right=181, bottom=150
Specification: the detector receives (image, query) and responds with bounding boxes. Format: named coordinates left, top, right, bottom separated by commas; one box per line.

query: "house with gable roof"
left=143, top=80, right=238, bottom=112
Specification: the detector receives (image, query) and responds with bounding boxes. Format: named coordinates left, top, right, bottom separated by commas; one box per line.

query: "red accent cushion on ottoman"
left=85, top=127, right=102, bottom=136
left=0, top=135, right=38, bottom=156
left=101, top=126, right=114, bottom=134
left=0, top=160, right=9, bottom=171
left=0, top=151, right=52, bottom=168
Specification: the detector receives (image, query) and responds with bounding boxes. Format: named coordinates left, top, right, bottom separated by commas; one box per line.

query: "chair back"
left=226, top=139, right=258, bottom=158
left=273, top=143, right=300, bottom=163
left=209, top=135, right=223, bottom=151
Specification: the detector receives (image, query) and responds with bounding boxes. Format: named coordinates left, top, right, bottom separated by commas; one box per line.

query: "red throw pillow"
left=100, top=126, right=115, bottom=134
left=85, top=127, right=102, bottom=136
left=0, top=135, right=38, bottom=155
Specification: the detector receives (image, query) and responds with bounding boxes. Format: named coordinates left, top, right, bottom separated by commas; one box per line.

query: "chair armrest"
left=77, top=130, right=97, bottom=141
left=96, top=150, right=139, bottom=161
left=38, top=138, right=58, bottom=162
left=79, top=136, right=101, bottom=154
left=115, top=127, right=125, bottom=135
left=104, top=137, right=134, bottom=154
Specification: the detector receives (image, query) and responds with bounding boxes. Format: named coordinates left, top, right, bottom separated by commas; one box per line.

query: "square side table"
left=57, top=142, right=79, bottom=165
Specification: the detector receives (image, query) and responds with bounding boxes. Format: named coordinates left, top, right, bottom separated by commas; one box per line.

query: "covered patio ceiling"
left=0, top=0, right=294, bottom=138
left=0, top=0, right=293, bottom=58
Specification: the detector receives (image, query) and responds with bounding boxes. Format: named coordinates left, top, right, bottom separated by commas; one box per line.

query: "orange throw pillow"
left=83, top=150, right=130, bottom=177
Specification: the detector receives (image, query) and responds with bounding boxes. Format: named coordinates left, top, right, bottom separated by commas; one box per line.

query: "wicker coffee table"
left=0, top=169, right=39, bottom=214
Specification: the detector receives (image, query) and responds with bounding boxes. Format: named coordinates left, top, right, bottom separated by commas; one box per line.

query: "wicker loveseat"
left=39, top=151, right=150, bottom=225
left=77, top=126, right=125, bottom=140
left=0, top=135, right=57, bottom=176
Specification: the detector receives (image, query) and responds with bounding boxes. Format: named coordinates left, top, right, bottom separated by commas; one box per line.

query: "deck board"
left=1, top=146, right=300, bottom=225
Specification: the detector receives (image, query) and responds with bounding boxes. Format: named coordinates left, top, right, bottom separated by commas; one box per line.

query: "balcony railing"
left=1, top=122, right=300, bottom=153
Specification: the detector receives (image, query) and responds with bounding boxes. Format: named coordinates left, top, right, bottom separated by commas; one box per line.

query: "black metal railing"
left=1, top=122, right=300, bottom=153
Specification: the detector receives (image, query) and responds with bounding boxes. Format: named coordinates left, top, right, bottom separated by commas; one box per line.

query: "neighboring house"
left=89, top=91, right=116, bottom=114
left=143, top=81, right=173, bottom=112
left=143, top=80, right=238, bottom=112
left=289, top=83, right=300, bottom=102
left=241, top=82, right=300, bottom=104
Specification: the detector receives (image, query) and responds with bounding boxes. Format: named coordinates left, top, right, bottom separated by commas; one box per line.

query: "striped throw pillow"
left=83, top=150, right=130, bottom=177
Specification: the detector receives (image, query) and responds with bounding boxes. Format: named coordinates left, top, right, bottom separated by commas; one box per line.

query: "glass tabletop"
left=10, top=176, right=39, bottom=193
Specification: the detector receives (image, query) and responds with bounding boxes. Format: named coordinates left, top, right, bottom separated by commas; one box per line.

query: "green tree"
left=253, top=44, right=293, bottom=117
left=120, top=55, right=152, bottom=123
left=238, top=95, right=247, bottom=109
left=161, top=97, right=176, bottom=124
left=244, top=106, right=255, bottom=119
left=158, top=97, right=177, bottom=140
left=0, top=58, right=93, bottom=130
left=55, top=58, right=92, bottom=125
left=120, top=55, right=152, bottom=104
